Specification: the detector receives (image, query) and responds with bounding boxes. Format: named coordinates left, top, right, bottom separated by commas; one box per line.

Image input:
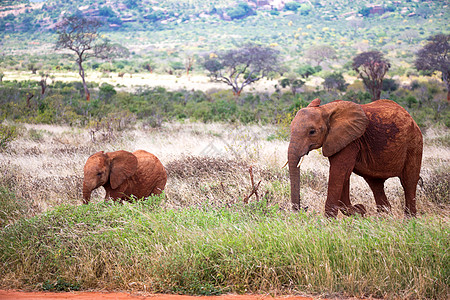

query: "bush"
left=0, top=187, right=26, bottom=227
left=0, top=79, right=447, bottom=128
left=226, top=2, right=255, bottom=20
left=0, top=164, right=31, bottom=227
left=422, top=167, right=450, bottom=205
left=382, top=78, right=399, bottom=92
left=285, top=2, right=301, bottom=11
left=0, top=123, right=19, bottom=150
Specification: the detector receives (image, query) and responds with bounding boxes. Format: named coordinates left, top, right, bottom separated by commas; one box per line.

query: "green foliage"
left=99, top=83, right=117, bottom=104
left=382, top=78, right=399, bottom=92
left=296, top=65, right=322, bottom=78
left=226, top=2, right=255, bottom=20
left=323, top=72, right=347, bottom=91
left=0, top=186, right=27, bottom=227
left=358, top=6, right=371, bottom=17
left=43, top=278, right=80, bottom=292
left=274, top=109, right=297, bottom=141
left=0, top=202, right=448, bottom=299
left=0, top=77, right=448, bottom=129
left=284, top=2, right=301, bottom=12
left=0, top=124, right=19, bottom=150
left=0, top=163, right=30, bottom=227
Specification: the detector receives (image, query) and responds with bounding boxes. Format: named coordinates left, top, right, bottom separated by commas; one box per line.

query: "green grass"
left=0, top=197, right=448, bottom=299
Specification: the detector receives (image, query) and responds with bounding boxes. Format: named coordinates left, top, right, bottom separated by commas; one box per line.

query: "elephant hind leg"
left=364, top=177, right=391, bottom=213
left=400, top=146, right=422, bottom=217
left=400, top=166, right=420, bottom=217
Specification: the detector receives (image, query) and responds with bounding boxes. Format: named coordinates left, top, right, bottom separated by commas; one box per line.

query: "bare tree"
left=401, top=29, right=419, bottom=44
left=39, top=73, right=50, bottom=95
left=104, top=40, right=130, bottom=69
left=415, top=34, right=449, bottom=102
left=184, top=54, right=195, bottom=77
left=55, top=15, right=122, bottom=101
left=203, top=44, right=281, bottom=96
left=352, top=51, right=391, bottom=101
left=304, top=44, right=337, bottom=66
left=348, top=18, right=363, bottom=35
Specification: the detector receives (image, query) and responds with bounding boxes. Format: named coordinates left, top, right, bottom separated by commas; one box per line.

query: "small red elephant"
left=82, top=150, right=167, bottom=204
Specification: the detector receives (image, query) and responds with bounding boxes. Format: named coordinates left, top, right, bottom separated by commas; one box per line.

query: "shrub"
left=0, top=187, right=25, bottom=227
left=0, top=165, right=31, bottom=226
left=0, top=123, right=19, bottom=150
left=422, top=167, right=450, bottom=205
left=274, top=110, right=296, bottom=141
left=382, top=78, right=399, bottom=92
left=285, top=2, right=301, bottom=11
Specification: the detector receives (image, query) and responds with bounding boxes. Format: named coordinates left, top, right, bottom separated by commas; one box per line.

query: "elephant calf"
left=288, top=99, right=423, bottom=218
left=82, top=150, right=167, bottom=204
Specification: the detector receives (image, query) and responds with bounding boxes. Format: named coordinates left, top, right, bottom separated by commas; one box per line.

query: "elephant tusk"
left=297, top=156, right=304, bottom=168
left=281, top=161, right=288, bottom=169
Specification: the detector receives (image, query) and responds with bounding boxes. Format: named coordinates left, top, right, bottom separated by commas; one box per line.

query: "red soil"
left=0, top=290, right=316, bottom=300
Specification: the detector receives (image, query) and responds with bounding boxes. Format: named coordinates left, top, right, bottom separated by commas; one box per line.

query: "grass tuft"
left=0, top=201, right=448, bottom=299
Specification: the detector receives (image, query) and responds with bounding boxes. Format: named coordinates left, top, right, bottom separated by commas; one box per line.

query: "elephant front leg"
left=339, top=178, right=367, bottom=217
left=325, top=144, right=358, bottom=218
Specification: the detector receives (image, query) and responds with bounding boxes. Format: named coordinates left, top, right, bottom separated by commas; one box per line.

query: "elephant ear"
left=106, top=150, right=138, bottom=189
left=307, top=98, right=321, bottom=107
left=322, top=101, right=369, bottom=157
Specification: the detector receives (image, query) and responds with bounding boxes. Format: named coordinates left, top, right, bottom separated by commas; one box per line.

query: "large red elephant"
left=288, top=98, right=423, bottom=217
left=82, top=150, right=167, bottom=204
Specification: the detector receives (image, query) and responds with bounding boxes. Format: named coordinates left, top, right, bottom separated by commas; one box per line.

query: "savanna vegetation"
left=0, top=0, right=449, bottom=299
left=0, top=121, right=448, bottom=299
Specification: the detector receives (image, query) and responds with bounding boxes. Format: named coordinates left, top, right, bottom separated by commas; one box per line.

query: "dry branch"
left=243, top=166, right=261, bottom=204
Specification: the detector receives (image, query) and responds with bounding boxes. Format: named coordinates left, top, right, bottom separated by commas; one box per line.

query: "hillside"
left=0, top=0, right=449, bottom=79
left=1, top=0, right=448, bottom=32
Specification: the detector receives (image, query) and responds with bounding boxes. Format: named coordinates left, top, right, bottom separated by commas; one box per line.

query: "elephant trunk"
left=288, top=145, right=302, bottom=211
left=82, top=182, right=92, bottom=204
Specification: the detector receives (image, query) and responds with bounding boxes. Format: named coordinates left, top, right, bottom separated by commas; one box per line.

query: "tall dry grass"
left=0, top=121, right=448, bottom=218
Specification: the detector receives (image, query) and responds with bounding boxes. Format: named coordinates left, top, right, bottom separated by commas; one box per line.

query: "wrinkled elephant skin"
left=82, top=150, right=167, bottom=204
left=288, top=99, right=423, bottom=218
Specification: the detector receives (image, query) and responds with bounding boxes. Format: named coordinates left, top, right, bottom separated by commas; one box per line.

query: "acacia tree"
left=415, top=34, right=449, bottom=102
left=55, top=15, right=120, bottom=101
left=352, top=51, right=391, bottom=101
left=323, top=72, right=347, bottom=92
left=203, top=44, right=281, bottom=96
left=279, top=73, right=304, bottom=95
left=304, top=45, right=337, bottom=66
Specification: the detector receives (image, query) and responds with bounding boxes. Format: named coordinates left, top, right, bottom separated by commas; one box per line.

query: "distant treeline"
left=0, top=79, right=448, bottom=131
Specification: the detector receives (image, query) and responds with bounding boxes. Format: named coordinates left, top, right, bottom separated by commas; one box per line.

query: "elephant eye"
left=309, top=129, right=316, bottom=135
left=97, top=172, right=103, bottom=176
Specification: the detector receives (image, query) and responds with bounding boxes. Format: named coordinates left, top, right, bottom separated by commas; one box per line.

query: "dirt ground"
left=0, top=290, right=318, bottom=300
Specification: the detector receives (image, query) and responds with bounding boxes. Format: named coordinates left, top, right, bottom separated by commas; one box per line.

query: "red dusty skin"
left=82, top=182, right=91, bottom=204
left=288, top=146, right=302, bottom=211
left=82, top=150, right=167, bottom=204
left=287, top=98, right=423, bottom=218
